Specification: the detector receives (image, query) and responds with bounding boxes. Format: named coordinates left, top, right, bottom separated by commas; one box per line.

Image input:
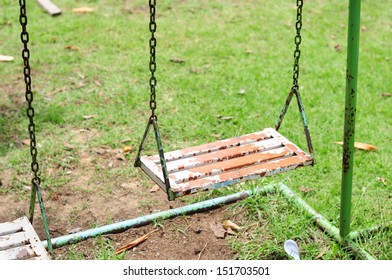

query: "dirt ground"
left=0, top=75, right=236, bottom=259
left=0, top=149, right=236, bottom=260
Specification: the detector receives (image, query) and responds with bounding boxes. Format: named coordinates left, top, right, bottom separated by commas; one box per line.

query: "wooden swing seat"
left=140, top=128, right=313, bottom=198
left=0, top=217, right=51, bottom=260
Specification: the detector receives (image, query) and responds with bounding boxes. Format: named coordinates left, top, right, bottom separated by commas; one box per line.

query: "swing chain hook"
left=149, top=0, right=157, bottom=119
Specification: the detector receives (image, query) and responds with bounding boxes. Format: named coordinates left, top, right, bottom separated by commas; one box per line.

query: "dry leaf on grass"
left=121, top=138, right=132, bottom=143
left=170, top=58, right=185, bottom=64
left=316, top=247, right=328, bottom=259
left=149, top=185, right=160, bottom=193
left=95, top=148, right=106, bottom=155
left=0, top=55, right=14, bottom=62
left=67, top=227, right=83, bottom=234
left=299, top=186, right=314, bottom=193
left=115, top=153, right=126, bottom=161
left=64, top=45, right=80, bottom=51
left=72, top=7, right=94, bottom=14
left=83, top=115, right=95, bottom=120
left=238, top=88, right=246, bottom=94
left=381, top=92, right=391, bottom=97
left=63, top=142, right=74, bottom=150
left=226, top=228, right=236, bottom=235
left=334, top=142, right=378, bottom=151
left=122, top=146, right=134, bottom=154
left=376, top=177, right=388, bottom=186
left=222, top=220, right=242, bottom=232
left=209, top=221, right=226, bottom=238
left=216, top=115, right=234, bottom=121
left=116, top=229, right=158, bottom=254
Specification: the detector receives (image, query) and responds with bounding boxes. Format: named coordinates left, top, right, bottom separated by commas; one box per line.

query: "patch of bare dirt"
left=0, top=134, right=236, bottom=260
left=54, top=207, right=236, bottom=260
left=0, top=73, right=236, bottom=260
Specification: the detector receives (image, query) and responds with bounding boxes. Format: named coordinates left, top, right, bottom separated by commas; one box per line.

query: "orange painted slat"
left=170, top=146, right=293, bottom=183
left=174, top=155, right=312, bottom=192
left=147, top=129, right=273, bottom=163
left=165, top=137, right=283, bottom=173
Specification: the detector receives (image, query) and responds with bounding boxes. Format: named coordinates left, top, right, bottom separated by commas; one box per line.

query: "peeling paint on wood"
left=0, top=217, right=51, bottom=260
left=140, top=128, right=313, bottom=198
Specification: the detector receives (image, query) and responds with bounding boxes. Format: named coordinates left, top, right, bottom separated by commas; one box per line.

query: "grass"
left=0, top=0, right=391, bottom=259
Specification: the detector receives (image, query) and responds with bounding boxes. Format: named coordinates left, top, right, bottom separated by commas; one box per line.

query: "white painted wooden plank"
left=17, top=217, right=51, bottom=259
left=170, top=146, right=294, bottom=184
left=0, top=231, right=28, bottom=250
left=149, top=129, right=273, bottom=163
left=0, top=221, right=22, bottom=236
left=140, top=157, right=181, bottom=192
left=36, top=0, right=61, bottom=16
left=165, top=137, right=284, bottom=173
left=0, top=217, right=51, bottom=260
left=176, top=155, right=313, bottom=192
left=0, top=244, right=36, bottom=260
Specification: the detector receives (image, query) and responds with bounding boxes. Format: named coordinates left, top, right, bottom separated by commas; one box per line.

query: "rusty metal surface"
left=140, top=128, right=313, bottom=198
left=0, top=217, right=51, bottom=260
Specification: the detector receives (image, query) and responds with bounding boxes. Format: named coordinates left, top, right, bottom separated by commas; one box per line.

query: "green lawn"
left=0, top=0, right=391, bottom=259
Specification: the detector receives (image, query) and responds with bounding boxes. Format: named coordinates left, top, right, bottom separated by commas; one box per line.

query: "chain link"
left=19, top=0, right=41, bottom=188
left=149, top=0, right=157, bottom=119
left=292, top=0, right=303, bottom=90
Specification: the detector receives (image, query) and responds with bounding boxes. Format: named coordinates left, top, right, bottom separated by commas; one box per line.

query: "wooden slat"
left=148, top=129, right=273, bottom=163
left=17, top=217, right=51, bottom=260
left=140, top=157, right=182, bottom=192
left=0, top=232, right=28, bottom=250
left=139, top=128, right=313, bottom=198
left=166, top=137, right=283, bottom=173
left=175, top=155, right=312, bottom=192
left=170, top=146, right=293, bottom=184
left=0, top=217, right=51, bottom=260
left=0, top=222, right=22, bottom=236
left=0, top=244, right=36, bottom=260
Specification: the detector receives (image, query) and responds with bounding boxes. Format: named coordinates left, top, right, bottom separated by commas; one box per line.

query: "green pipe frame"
left=43, top=183, right=383, bottom=260
left=39, top=0, right=389, bottom=260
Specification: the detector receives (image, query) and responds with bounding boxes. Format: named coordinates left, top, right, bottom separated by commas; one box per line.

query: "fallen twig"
left=115, top=229, right=159, bottom=254
left=198, top=242, right=208, bottom=260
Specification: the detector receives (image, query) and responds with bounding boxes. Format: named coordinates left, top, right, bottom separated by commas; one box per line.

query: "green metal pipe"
left=278, top=184, right=375, bottom=260
left=42, top=182, right=375, bottom=259
left=42, top=185, right=276, bottom=249
left=152, top=118, right=175, bottom=201
left=28, top=185, right=37, bottom=223
left=134, top=118, right=153, bottom=168
left=340, top=0, right=361, bottom=239
left=35, top=185, right=53, bottom=253
left=349, top=221, right=392, bottom=240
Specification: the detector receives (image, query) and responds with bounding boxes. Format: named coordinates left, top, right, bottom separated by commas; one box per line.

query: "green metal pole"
left=340, top=0, right=361, bottom=239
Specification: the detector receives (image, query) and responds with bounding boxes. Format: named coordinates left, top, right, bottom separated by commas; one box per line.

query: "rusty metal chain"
left=149, top=0, right=157, bottom=119
left=19, top=0, right=41, bottom=189
left=292, top=0, right=303, bottom=91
